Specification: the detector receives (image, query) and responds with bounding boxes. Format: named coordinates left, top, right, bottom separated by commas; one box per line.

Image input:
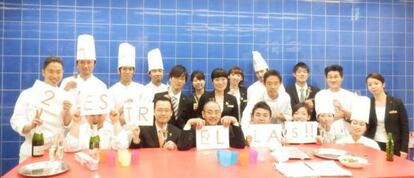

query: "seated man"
left=129, top=96, right=182, bottom=150
left=244, top=101, right=272, bottom=146
left=177, top=101, right=245, bottom=150
left=336, top=96, right=380, bottom=150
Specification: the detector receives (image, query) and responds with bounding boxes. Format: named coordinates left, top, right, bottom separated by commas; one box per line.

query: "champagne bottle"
left=89, top=124, right=100, bottom=149
left=32, top=127, right=44, bottom=157
left=386, top=132, right=394, bottom=161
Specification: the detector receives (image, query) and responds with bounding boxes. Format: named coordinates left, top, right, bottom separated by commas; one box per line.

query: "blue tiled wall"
left=1, top=0, right=413, bottom=175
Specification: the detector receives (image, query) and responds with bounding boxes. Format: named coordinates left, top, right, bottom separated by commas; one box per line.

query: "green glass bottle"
left=89, top=125, right=100, bottom=150
left=386, top=132, right=394, bottom=161
left=32, top=127, right=44, bottom=157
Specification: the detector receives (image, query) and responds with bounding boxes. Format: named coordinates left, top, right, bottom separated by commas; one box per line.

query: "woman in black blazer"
left=197, top=68, right=239, bottom=121
left=365, top=73, right=409, bottom=158
left=188, top=71, right=206, bottom=118
left=225, top=66, right=248, bottom=120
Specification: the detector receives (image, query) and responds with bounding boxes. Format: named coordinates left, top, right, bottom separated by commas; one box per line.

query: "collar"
left=155, top=122, right=168, bottom=132
left=168, top=89, right=181, bottom=100
left=295, top=83, right=308, bottom=91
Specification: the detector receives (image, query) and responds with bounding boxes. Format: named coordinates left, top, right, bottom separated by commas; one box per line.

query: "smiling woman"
left=365, top=73, right=409, bottom=158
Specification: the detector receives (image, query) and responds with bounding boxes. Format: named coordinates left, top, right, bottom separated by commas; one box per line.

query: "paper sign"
left=123, top=102, right=154, bottom=126
left=409, top=132, right=414, bottom=148
left=81, top=92, right=110, bottom=116
left=196, top=126, right=229, bottom=150
left=284, top=122, right=318, bottom=144
left=247, top=124, right=282, bottom=148
left=32, top=80, right=63, bottom=116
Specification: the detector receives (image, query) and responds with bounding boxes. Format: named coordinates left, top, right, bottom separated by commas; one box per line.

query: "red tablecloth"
left=3, top=144, right=414, bottom=178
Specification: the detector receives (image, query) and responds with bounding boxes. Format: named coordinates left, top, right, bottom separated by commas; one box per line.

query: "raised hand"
left=220, top=116, right=238, bottom=128
left=31, top=109, right=43, bottom=129
left=186, top=118, right=205, bottom=129
left=63, top=81, right=77, bottom=91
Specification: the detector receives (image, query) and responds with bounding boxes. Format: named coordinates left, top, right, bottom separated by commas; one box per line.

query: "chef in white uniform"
left=108, top=43, right=144, bottom=127
left=247, top=51, right=285, bottom=104
left=60, top=34, right=107, bottom=110
left=242, top=69, right=291, bottom=132
left=64, top=89, right=129, bottom=151
left=141, top=48, right=168, bottom=102
left=10, top=57, right=73, bottom=162
left=336, top=96, right=380, bottom=150
left=315, top=64, right=354, bottom=122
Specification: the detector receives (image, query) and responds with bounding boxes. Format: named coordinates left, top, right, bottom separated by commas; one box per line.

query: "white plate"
left=338, top=155, right=368, bottom=168
left=17, top=161, right=70, bottom=177
left=313, top=148, right=348, bottom=160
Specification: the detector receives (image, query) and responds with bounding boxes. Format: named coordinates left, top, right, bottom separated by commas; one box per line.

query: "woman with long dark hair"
left=365, top=72, right=408, bottom=158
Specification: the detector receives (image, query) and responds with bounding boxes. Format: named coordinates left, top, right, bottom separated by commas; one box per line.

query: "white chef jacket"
left=108, top=81, right=144, bottom=110
left=322, top=119, right=350, bottom=142
left=315, top=88, right=355, bottom=120
left=247, top=81, right=286, bottom=104
left=140, top=82, right=168, bottom=102
left=10, top=80, right=68, bottom=162
left=64, top=122, right=129, bottom=152
left=60, top=74, right=107, bottom=108
left=336, top=135, right=381, bottom=150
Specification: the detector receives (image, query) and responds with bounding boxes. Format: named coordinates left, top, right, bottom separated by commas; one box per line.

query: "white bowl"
left=338, top=155, right=368, bottom=168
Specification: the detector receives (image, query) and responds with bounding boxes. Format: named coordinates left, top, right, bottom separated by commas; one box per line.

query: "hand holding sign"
left=186, top=118, right=205, bottom=129
left=220, top=116, right=238, bottom=128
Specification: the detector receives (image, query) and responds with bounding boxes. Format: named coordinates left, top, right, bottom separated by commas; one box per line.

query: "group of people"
left=10, top=34, right=409, bottom=163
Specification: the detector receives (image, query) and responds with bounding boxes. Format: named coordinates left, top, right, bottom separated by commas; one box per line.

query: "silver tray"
left=18, top=161, right=70, bottom=177
left=313, top=148, right=348, bottom=160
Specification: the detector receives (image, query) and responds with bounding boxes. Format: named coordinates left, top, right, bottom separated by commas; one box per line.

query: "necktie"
left=171, top=96, right=179, bottom=119
left=158, top=129, right=167, bottom=148
left=300, top=88, right=305, bottom=103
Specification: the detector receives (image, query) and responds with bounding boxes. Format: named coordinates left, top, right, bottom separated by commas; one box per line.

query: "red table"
left=3, top=144, right=414, bottom=178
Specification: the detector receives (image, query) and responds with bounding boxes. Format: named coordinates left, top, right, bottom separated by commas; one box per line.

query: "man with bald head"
left=177, top=101, right=245, bottom=150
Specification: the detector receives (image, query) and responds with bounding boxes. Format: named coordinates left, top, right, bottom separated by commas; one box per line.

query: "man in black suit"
left=153, top=65, right=193, bottom=129
left=130, top=96, right=182, bottom=150
left=177, top=101, right=245, bottom=150
left=286, top=62, right=319, bottom=121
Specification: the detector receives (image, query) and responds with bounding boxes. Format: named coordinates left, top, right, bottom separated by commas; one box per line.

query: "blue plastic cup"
left=230, top=151, right=238, bottom=165
left=217, top=150, right=232, bottom=167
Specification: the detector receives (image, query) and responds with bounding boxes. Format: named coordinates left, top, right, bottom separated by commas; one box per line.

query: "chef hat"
left=252, top=51, right=269, bottom=72
left=315, top=98, right=335, bottom=116
left=147, top=48, right=164, bottom=72
left=80, top=89, right=110, bottom=116
left=118, top=43, right=136, bottom=68
left=350, top=96, right=370, bottom=123
left=76, top=34, right=96, bottom=60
